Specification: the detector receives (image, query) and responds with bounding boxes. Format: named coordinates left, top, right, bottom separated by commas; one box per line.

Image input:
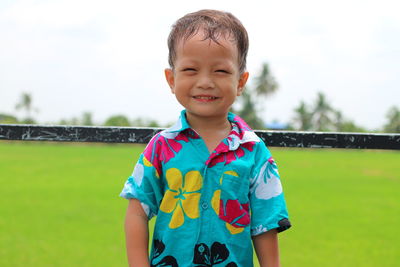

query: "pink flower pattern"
left=206, top=142, right=255, bottom=168
left=219, top=200, right=250, bottom=227
left=144, top=114, right=258, bottom=174
left=144, top=130, right=199, bottom=176
left=206, top=115, right=257, bottom=167
left=231, top=115, right=252, bottom=134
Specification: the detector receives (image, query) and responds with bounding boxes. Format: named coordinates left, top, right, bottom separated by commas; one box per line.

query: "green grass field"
left=0, top=141, right=399, bottom=266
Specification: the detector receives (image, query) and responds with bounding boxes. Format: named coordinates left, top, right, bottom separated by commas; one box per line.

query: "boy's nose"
left=196, top=74, right=215, bottom=89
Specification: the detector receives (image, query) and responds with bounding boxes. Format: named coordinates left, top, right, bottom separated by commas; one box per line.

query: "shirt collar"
left=164, top=110, right=259, bottom=146
left=164, top=110, right=192, bottom=133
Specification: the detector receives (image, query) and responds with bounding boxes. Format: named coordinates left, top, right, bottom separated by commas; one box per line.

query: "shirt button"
left=201, top=201, right=208, bottom=210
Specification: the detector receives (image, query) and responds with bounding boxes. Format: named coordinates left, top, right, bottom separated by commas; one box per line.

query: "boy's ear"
left=237, top=71, right=249, bottom=96
left=164, top=68, right=175, bottom=93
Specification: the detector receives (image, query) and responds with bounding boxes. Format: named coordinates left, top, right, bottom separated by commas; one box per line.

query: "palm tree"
left=254, top=63, right=279, bottom=97
left=15, top=93, right=32, bottom=116
left=15, top=92, right=38, bottom=123
left=313, top=92, right=333, bottom=131
left=293, top=101, right=313, bottom=131
left=235, top=62, right=279, bottom=129
left=334, top=110, right=343, bottom=131
left=237, top=89, right=264, bottom=129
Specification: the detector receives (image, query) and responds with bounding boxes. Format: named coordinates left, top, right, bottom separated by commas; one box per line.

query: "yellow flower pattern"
left=160, top=168, right=203, bottom=229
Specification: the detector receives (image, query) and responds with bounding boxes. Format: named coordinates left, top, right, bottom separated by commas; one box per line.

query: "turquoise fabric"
left=120, top=110, right=290, bottom=266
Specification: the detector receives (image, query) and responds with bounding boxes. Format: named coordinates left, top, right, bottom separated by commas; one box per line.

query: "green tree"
left=131, top=118, right=145, bottom=127
left=58, top=119, right=69, bottom=125
left=58, top=117, right=79, bottom=125
left=146, top=120, right=160, bottom=127
left=131, top=117, right=160, bottom=127
left=313, top=92, right=334, bottom=131
left=81, top=112, right=93, bottom=126
left=104, top=115, right=130, bottom=126
left=21, top=118, right=37, bottom=124
left=339, top=121, right=366, bottom=132
left=292, top=92, right=367, bottom=132
left=383, top=106, right=400, bottom=133
left=235, top=62, right=279, bottom=129
left=254, top=63, right=278, bottom=97
left=236, top=91, right=264, bottom=129
left=293, top=101, right=313, bottom=131
left=0, top=113, right=19, bottom=124
left=334, top=110, right=344, bottom=131
left=15, top=92, right=38, bottom=123
left=334, top=110, right=366, bottom=132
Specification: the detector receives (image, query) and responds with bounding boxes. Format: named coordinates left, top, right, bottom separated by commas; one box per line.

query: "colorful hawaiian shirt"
left=120, top=110, right=291, bottom=266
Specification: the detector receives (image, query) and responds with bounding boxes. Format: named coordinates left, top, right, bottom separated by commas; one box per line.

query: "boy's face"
left=165, top=31, right=249, bottom=122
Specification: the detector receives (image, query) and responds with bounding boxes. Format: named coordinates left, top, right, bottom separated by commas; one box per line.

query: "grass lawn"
left=0, top=141, right=399, bottom=266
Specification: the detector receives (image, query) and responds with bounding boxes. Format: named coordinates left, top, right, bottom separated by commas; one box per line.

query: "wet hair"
left=167, top=9, right=249, bottom=74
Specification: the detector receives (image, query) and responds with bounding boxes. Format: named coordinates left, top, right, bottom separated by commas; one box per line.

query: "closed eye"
left=182, top=68, right=196, bottom=72
left=216, top=69, right=230, bottom=74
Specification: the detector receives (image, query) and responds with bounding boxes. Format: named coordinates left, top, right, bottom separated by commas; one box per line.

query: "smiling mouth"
left=193, top=96, right=219, bottom=101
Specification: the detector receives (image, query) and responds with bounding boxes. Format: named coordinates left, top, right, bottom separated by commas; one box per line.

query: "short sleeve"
left=120, top=153, right=163, bottom=220
left=249, top=143, right=291, bottom=236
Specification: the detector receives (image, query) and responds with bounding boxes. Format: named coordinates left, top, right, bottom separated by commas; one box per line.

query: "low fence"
left=1, top=124, right=399, bottom=150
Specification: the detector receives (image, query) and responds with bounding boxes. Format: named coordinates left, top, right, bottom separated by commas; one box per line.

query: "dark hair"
left=167, top=9, right=249, bottom=74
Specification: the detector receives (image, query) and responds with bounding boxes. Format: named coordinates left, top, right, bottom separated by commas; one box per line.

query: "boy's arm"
left=252, top=229, right=280, bottom=267
left=125, top=199, right=150, bottom=267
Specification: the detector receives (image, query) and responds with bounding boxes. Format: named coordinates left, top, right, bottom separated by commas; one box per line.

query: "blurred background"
left=1, top=1, right=399, bottom=267
left=1, top=0, right=399, bottom=132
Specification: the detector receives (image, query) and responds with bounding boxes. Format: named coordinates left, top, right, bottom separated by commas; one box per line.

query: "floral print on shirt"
left=160, top=168, right=203, bottom=229
left=144, top=131, right=199, bottom=176
left=211, top=171, right=250, bottom=235
left=120, top=110, right=291, bottom=266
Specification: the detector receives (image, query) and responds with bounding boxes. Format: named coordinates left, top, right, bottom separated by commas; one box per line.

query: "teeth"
left=194, top=96, right=217, bottom=100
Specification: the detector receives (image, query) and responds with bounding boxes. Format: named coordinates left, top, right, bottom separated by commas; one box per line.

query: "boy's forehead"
left=182, top=28, right=234, bottom=43
left=176, top=30, right=237, bottom=51
left=171, top=28, right=242, bottom=69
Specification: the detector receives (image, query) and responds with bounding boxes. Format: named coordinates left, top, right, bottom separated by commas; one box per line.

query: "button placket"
left=201, top=166, right=209, bottom=211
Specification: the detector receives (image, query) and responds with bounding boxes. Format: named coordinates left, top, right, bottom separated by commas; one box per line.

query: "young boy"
left=120, top=9, right=291, bottom=267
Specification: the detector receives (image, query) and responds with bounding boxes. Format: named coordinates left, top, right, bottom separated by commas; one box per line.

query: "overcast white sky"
left=1, top=0, right=399, bottom=130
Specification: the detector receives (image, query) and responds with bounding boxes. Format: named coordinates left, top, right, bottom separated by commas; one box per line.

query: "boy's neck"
left=185, top=112, right=232, bottom=153
left=186, top=112, right=231, bottom=134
